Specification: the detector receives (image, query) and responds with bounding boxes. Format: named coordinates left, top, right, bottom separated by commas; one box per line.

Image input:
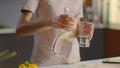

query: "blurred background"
left=0, top=0, right=120, bottom=68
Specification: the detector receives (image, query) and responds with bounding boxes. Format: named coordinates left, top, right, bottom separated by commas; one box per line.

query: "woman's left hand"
left=76, top=22, right=94, bottom=40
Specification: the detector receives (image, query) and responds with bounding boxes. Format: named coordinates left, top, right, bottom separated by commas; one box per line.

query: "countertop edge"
left=0, top=28, right=16, bottom=34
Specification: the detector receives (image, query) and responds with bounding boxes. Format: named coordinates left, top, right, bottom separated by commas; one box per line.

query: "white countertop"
left=0, top=28, right=15, bottom=34
left=40, top=57, right=120, bottom=68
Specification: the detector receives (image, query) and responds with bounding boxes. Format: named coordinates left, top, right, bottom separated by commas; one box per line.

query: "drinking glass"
left=79, top=22, right=90, bottom=47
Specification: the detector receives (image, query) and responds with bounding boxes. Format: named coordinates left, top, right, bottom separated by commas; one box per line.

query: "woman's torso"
left=30, top=0, right=83, bottom=66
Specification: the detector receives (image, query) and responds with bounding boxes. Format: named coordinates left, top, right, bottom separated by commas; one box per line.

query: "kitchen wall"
left=0, top=0, right=24, bottom=27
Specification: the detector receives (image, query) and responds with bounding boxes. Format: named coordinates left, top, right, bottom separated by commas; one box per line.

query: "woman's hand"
left=83, top=23, right=94, bottom=40
left=76, top=22, right=94, bottom=40
left=50, top=14, right=75, bottom=30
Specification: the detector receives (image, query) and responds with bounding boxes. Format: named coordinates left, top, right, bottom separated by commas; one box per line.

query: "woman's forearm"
left=16, top=19, right=52, bottom=37
left=75, top=18, right=81, bottom=37
left=16, top=12, right=76, bottom=37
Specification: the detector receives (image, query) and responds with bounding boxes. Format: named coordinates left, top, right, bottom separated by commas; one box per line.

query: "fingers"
left=59, top=14, right=74, bottom=22
left=58, top=15, right=74, bottom=26
left=83, top=29, right=94, bottom=40
left=57, top=21, right=74, bottom=30
left=83, top=23, right=94, bottom=31
left=55, top=14, right=75, bottom=30
left=83, top=23, right=94, bottom=40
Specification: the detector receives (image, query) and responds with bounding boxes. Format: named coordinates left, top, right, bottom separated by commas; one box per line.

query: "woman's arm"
left=75, top=18, right=81, bottom=37
left=16, top=11, right=75, bottom=37
left=16, top=11, right=52, bottom=37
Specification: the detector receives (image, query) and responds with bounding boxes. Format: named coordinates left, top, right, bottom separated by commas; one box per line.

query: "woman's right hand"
left=50, top=14, right=75, bottom=31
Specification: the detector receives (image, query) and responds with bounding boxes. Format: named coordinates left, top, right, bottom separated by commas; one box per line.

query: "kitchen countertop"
left=0, top=28, right=15, bottom=34
left=40, top=57, right=120, bottom=68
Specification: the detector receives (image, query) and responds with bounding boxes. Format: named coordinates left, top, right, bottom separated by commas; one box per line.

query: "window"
left=107, top=0, right=120, bottom=29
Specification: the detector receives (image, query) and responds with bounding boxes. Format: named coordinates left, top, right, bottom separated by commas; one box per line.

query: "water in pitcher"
left=51, top=7, right=80, bottom=58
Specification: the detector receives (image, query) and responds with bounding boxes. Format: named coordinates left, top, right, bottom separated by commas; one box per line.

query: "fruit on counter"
left=19, top=64, right=27, bottom=68
left=18, top=61, right=38, bottom=68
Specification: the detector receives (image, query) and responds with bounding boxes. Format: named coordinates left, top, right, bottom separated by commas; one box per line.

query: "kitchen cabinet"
left=104, top=28, right=120, bottom=58
left=0, top=33, right=33, bottom=68
left=80, top=29, right=104, bottom=61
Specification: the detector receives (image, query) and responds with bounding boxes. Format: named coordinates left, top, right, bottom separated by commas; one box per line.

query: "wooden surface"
left=104, top=28, right=120, bottom=58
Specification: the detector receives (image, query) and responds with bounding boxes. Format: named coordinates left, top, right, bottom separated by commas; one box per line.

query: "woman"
left=16, top=0, right=94, bottom=66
